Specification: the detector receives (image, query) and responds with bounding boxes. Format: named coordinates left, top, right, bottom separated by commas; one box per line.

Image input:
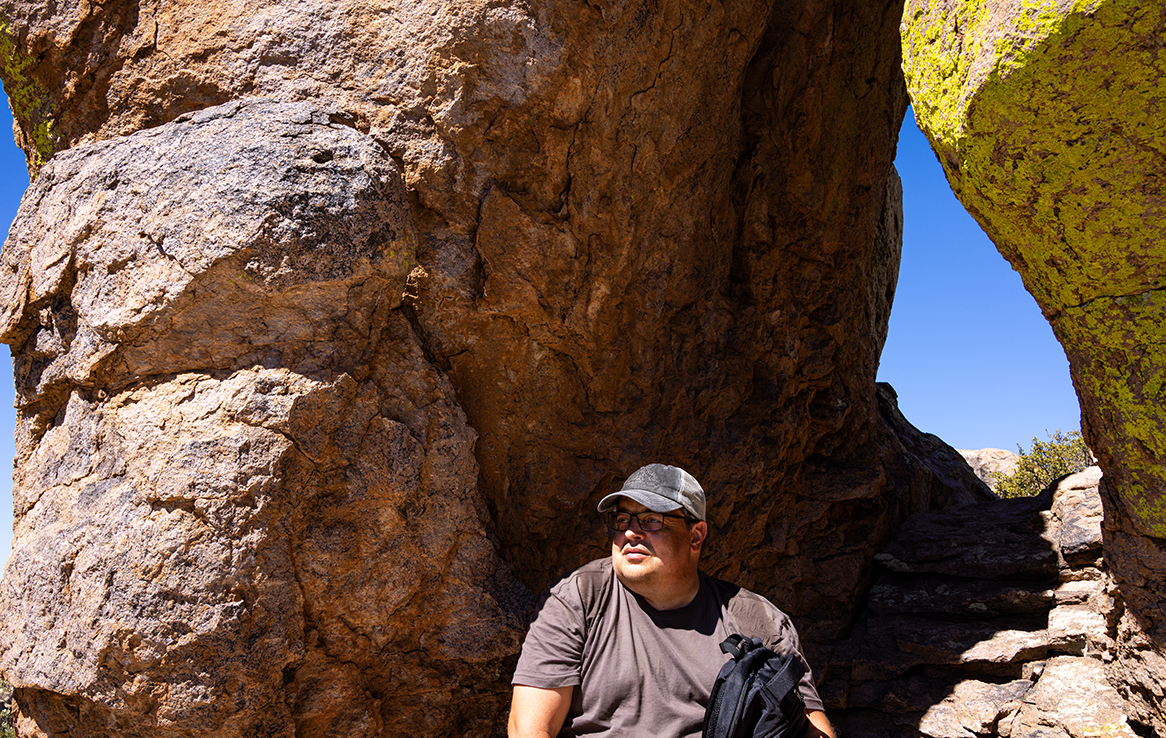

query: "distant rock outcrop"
left=959, top=448, right=1019, bottom=491
left=902, top=0, right=1166, bottom=730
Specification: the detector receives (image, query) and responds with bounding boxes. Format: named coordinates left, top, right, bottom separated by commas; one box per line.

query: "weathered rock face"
left=0, top=0, right=983, bottom=734
left=877, top=385, right=998, bottom=506
left=0, top=98, right=530, bottom=737
left=901, top=0, right=1166, bottom=730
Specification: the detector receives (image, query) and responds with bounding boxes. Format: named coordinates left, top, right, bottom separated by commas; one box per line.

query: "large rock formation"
left=901, top=0, right=1166, bottom=731
left=0, top=0, right=992, bottom=734
left=0, top=98, right=528, bottom=737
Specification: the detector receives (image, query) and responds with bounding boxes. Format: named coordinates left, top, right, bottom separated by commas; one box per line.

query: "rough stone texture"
left=873, top=493, right=1058, bottom=581
left=917, top=679, right=1031, bottom=738
left=0, top=0, right=990, bottom=735
left=1051, top=466, right=1104, bottom=565
left=829, top=470, right=1145, bottom=737
left=0, top=99, right=416, bottom=401
left=959, top=447, right=1019, bottom=491
left=0, top=99, right=530, bottom=737
left=901, top=1, right=1166, bottom=730
left=1007, top=657, right=1140, bottom=738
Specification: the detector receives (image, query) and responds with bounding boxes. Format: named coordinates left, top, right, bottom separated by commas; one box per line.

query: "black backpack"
left=702, top=634, right=810, bottom=738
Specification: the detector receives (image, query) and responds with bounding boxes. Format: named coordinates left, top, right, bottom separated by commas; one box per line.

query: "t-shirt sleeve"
left=765, top=610, right=825, bottom=714
left=511, top=580, right=588, bottom=689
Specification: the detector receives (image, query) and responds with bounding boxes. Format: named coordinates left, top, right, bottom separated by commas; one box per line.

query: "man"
left=509, top=464, right=835, bottom=738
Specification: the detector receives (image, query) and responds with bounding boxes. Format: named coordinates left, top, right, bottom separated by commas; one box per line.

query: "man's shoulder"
left=550, top=557, right=611, bottom=590
left=543, top=557, right=612, bottom=608
left=532, top=558, right=613, bottom=637
left=703, top=573, right=794, bottom=643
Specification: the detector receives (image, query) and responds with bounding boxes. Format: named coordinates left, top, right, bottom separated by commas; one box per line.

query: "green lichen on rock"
left=900, top=0, right=990, bottom=149
left=902, top=0, right=1166, bottom=544
left=0, top=20, right=58, bottom=174
left=903, top=0, right=1164, bottom=310
left=1053, top=290, right=1166, bottom=537
left=900, top=0, right=1105, bottom=154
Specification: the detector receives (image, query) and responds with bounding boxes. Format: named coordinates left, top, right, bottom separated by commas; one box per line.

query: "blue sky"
left=878, top=112, right=1082, bottom=450
left=0, top=94, right=1082, bottom=571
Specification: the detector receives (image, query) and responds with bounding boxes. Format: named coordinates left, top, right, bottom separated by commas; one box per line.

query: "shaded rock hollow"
left=0, top=0, right=994, bottom=735
left=828, top=468, right=1146, bottom=737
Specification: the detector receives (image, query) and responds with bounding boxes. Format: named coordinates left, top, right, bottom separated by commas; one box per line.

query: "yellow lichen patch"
left=903, top=0, right=1166, bottom=541
left=1053, top=289, right=1166, bottom=538
left=907, top=0, right=1165, bottom=311
left=0, top=20, right=58, bottom=175
left=901, top=0, right=991, bottom=150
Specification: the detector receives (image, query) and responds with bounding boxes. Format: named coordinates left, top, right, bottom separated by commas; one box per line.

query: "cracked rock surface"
left=0, top=99, right=529, bottom=737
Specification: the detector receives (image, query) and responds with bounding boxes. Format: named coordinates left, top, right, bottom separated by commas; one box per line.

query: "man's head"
left=597, top=464, right=709, bottom=609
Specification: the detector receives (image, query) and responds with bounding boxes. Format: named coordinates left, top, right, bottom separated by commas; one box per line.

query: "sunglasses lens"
left=640, top=515, right=663, bottom=531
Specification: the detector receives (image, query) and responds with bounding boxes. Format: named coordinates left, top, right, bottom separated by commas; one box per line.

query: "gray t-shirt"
left=512, top=559, right=823, bottom=738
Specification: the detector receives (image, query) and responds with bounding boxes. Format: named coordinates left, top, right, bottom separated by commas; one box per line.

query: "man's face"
left=609, top=497, right=706, bottom=595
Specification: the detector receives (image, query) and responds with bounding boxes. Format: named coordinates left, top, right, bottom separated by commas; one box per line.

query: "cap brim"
left=597, top=489, right=687, bottom=515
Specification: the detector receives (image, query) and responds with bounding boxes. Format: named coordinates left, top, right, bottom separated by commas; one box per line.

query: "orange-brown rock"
left=0, top=0, right=983, bottom=735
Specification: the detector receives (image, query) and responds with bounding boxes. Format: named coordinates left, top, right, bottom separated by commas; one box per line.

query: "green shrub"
left=0, top=676, right=11, bottom=738
left=994, top=429, right=1094, bottom=498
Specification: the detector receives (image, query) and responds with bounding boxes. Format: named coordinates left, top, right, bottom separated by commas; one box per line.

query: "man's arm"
left=508, top=685, right=573, bottom=738
left=806, top=709, right=836, bottom=738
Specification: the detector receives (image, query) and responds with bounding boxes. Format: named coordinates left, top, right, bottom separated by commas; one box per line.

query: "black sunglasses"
left=604, top=510, right=693, bottom=532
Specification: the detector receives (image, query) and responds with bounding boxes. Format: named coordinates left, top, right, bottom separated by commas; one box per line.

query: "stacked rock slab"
left=901, top=0, right=1166, bottom=730
left=827, top=468, right=1146, bottom=737
left=0, top=0, right=989, bottom=735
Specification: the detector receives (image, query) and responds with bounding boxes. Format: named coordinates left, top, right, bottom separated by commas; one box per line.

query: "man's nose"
left=625, top=518, right=647, bottom=537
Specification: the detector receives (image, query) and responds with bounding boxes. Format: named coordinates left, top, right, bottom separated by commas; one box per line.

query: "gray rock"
left=851, top=616, right=1048, bottom=681
left=958, top=448, right=1020, bottom=491
left=832, top=460, right=1136, bottom=735
left=1051, top=467, right=1104, bottom=563
left=869, top=574, right=1054, bottom=619
left=0, top=101, right=529, bottom=737
left=1053, top=579, right=1102, bottom=606
left=1047, top=604, right=1112, bottom=657
left=0, top=98, right=417, bottom=402
left=918, top=679, right=1032, bottom=738
left=1009, top=656, right=1139, bottom=737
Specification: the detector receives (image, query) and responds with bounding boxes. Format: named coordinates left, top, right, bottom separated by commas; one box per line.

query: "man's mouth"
left=622, top=546, right=651, bottom=561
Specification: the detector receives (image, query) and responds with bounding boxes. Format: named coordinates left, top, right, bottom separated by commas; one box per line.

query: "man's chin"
left=613, top=553, right=655, bottom=577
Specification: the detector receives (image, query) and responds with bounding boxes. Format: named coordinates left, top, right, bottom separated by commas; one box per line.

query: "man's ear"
left=691, top=521, right=708, bottom=551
